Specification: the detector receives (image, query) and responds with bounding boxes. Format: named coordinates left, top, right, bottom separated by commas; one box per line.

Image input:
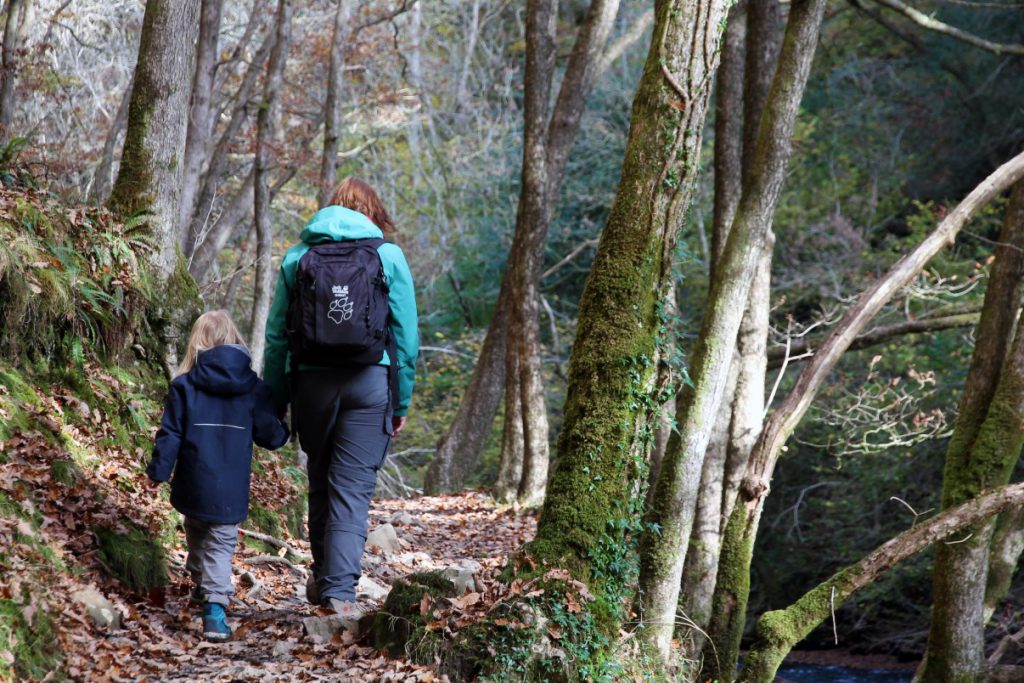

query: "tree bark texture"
left=0, top=0, right=32, bottom=135
left=496, top=0, right=558, bottom=507
left=89, top=75, right=133, bottom=204
left=920, top=180, right=1024, bottom=683
left=737, top=481, right=1024, bottom=683
left=709, top=1, right=746, bottom=278
left=431, top=0, right=621, bottom=499
left=985, top=505, right=1024, bottom=624
left=677, top=4, right=746, bottom=650
left=248, top=0, right=292, bottom=373
left=706, top=152, right=1024, bottom=681
left=639, top=0, right=824, bottom=660
left=318, top=0, right=353, bottom=208
left=177, top=0, right=224, bottom=249
left=528, top=0, right=730, bottom=607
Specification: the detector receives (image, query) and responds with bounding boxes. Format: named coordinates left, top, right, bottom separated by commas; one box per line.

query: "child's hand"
left=143, top=477, right=162, bottom=492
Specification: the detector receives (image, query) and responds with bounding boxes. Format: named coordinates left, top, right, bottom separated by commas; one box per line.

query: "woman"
left=263, top=178, right=418, bottom=617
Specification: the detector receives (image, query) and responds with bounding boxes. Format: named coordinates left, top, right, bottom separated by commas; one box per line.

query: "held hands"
left=392, top=415, right=407, bottom=436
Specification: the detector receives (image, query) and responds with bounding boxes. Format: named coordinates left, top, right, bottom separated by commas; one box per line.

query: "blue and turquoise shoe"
left=201, top=603, right=232, bottom=642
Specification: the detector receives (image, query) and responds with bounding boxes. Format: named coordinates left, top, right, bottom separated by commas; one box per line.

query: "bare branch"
left=870, top=0, right=1024, bottom=55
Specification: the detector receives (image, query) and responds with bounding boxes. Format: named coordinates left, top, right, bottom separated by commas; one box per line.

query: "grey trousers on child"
left=184, top=517, right=238, bottom=606
left=294, top=365, right=391, bottom=603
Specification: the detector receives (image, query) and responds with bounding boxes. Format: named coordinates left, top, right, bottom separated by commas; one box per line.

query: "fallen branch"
left=238, top=528, right=310, bottom=563
left=738, top=481, right=1024, bottom=682
left=244, top=555, right=305, bottom=573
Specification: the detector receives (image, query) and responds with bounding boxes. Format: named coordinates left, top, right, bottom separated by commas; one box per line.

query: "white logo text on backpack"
left=328, top=284, right=354, bottom=324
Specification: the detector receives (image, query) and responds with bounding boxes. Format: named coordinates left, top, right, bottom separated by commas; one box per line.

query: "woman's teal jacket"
left=261, top=206, right=419, bottom=415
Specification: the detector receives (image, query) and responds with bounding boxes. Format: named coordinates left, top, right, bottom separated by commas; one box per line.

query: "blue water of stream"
left=775, top=663, right=913, bottom=682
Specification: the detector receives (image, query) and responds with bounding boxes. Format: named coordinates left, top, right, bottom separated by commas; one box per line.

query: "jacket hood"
left=190, top=345, right=258, bottom=395
left=300, top=206, right=383, bottom=244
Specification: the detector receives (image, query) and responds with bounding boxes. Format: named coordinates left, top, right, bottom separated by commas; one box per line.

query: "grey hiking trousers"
left=184, top=518, right=238, bottom=606
left=294, top=365, right=391, bottom=603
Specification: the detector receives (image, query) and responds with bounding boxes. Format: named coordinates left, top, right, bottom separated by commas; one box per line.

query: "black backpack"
left=286, top=238, right=391, bottom=367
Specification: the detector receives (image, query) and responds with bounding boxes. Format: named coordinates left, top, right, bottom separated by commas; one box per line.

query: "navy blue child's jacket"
left=146, top=345, right=289, bottom=525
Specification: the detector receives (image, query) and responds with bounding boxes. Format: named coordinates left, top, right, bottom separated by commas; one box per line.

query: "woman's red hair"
left=329, top=177, right=396, bottom=238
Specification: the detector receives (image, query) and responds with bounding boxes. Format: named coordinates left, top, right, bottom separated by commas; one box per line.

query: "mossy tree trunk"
left=318, top=0, right=353, bottom=208
left=920, top=180, right=1024, bottom=682
left=639, top=0, right=824, bottom=660
left=736, top=481, right=1024, bottom=683
left=107, top=0, right=202, bottom=369
left=527, top=0, right=730, bottom=608
left=705, top=153, right=1024, bottom=681
left=0, top=0, right=32, bottom=136
left=249, top=0, right=292, bottom=373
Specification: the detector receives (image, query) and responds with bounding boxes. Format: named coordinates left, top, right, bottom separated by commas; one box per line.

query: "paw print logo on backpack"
left=328, top=285, right=354, bottom=324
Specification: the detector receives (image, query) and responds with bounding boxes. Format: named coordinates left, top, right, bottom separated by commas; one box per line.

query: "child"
left=146, top=310, right=289, bottom=641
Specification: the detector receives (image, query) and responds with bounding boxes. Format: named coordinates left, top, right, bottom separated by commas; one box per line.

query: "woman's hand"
left=392, top=415, right=407, bottom=436
left=143, top=477, right=162, bottom=492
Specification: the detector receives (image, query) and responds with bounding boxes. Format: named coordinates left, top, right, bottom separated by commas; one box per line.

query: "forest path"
left=0, top=415, right=534, bottom=682
left=117, top=494, right=535, bottom=682
left=92, top=494, right=534, bottom=682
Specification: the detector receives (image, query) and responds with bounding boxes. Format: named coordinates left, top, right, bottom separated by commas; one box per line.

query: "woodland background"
left=2, top=0, right=1024, bottom=681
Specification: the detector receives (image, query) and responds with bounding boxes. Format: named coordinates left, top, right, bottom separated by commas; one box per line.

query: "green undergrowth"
left=0, top=597, right=64, bottom=682
left=0, top=183, right=154, bottom=364
left=94, top=525, right=168, bottom=593
left=0, top=490, right=66, bottom=680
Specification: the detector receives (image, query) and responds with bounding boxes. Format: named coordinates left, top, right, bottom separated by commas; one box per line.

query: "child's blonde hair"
left=177, top=310, right=247, bottom=376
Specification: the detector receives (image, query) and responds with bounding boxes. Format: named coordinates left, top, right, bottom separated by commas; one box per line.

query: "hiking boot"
left=190, top=585, right=203, bottom=605
left=305, top=574, right=319, bottom=605
left=202, top=603, right=232, bottom=642
left=328, top=598, right=365, bottom=634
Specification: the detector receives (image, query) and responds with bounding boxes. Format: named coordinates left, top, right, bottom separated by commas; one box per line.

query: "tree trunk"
left=920, top=180, right=1024, bottom=683
left=177, top=0, right=224, bottom=250
left=528, top=0, right=730, bottom=610
left=318, top=0, right=353, bottom=207
left=495, top=346, right=524, bottom=503
left=639, top=0, right=824, bottom=660
left=89, top=75, right=133, bottom=204
left=0, top=0, right=31, bottom=135
left=249, top=0, right=291, bottom=374
left=107, top=0, right=202, bottom=370
left=502, top=0, right=623, bottom=506
left=427, top=0, right=621, bottom=498
left=720, top=0, right=782, bottom=530
left=706, top=152, right=1024, bottom=681
left=676, top=4, right=746, bottom=648
left=709, top=1, right=746, bottom=278
left=497, top=0, right=557, bottom=507
left=738, top=481, right=1024, bottom=683
left=985, top=505, right=1024, bottom=623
